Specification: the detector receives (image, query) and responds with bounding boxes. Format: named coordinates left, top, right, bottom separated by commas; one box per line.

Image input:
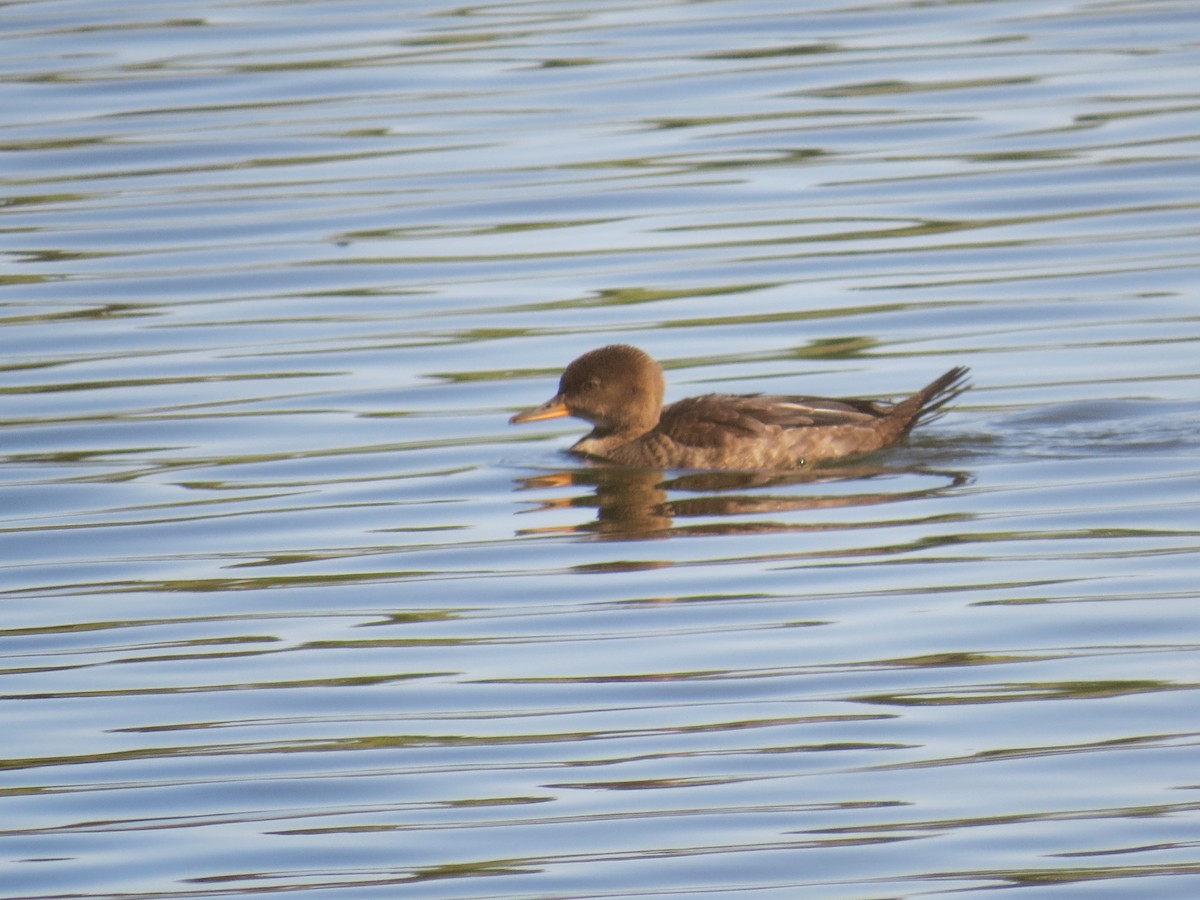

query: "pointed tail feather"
left=904, top=366, right=971, bottom=433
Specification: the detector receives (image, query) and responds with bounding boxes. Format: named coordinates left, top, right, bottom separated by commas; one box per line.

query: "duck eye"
left=582, top=377, right=600, bottom=392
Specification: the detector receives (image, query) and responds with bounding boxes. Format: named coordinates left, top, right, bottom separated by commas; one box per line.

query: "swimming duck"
left=510, top=344, right=968, bottom=470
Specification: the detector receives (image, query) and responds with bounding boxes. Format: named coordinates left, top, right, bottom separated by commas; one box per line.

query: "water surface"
left=2, top=1, right=1199, bottom=898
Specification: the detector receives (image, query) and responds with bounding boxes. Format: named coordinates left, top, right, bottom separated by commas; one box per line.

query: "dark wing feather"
left=761, top=394, right=892, bottom=426
left=659, top=393, right=889, bottom=448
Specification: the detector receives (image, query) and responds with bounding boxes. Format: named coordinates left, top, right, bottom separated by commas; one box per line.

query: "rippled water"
left=3, top=1, right=1200, bottom=898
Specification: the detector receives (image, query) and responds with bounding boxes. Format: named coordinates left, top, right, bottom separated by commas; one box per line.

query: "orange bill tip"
left=510, top=398, right=570, bottom=425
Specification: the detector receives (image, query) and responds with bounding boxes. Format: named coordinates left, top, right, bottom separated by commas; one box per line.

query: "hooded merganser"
left=510, top=344, right=969, bottom=470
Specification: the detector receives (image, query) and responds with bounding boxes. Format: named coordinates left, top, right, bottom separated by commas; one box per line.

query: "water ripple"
left=3, top=1, right=1200, bottom=898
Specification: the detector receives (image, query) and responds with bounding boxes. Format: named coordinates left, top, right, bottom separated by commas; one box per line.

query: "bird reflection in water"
left=513, top=463, right=971, bottom=539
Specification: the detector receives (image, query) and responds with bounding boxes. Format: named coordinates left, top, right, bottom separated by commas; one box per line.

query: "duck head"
left=510, top=344, right=665, bottom=437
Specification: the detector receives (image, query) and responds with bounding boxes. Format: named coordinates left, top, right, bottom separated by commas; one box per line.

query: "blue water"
left=2, top=1, right=1199, bottom=898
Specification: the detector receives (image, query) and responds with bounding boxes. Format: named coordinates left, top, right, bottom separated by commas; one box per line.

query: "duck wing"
left=659, top=393, right=890, bottom=448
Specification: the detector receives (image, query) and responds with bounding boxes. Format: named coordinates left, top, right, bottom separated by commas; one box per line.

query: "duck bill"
left=510, top=395, right=571, bottom=425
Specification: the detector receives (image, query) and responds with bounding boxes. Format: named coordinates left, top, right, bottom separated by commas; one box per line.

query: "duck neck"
left=572, top=416, right=657, bottom=459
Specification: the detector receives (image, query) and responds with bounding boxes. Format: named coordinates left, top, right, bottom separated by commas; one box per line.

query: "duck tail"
left=900, top=366, right=971, bottom=434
